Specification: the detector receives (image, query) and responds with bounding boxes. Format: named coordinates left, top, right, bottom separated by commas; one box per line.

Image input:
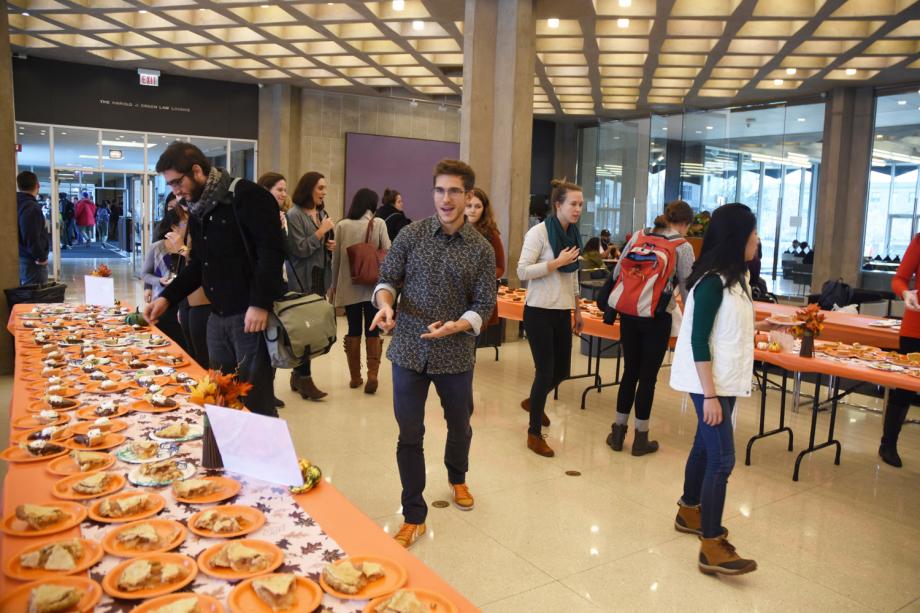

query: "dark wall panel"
left=531, top=119, right=555, bottom=196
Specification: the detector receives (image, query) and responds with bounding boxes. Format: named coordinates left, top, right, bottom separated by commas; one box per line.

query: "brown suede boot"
left=527, top=433, right=555, bottom=457
left=364, top=336, right=383, bottom=394
left=698, top=537, right=757, bottom=576
left=343, top=336, right=363, bottom=389
left=520, top=398, right=550, bottom=427
left=675, top=501, right=729, bottom=538
left=289, top=371, right=302, bottom=392
left=297, top=376, right=327, bottom=401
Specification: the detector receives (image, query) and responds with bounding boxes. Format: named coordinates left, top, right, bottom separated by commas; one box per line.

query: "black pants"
left=207, top=312, right=276, bottom=417
left=884, top=335, right=919, bottom=448
left=523, top=306, right=572, bottom=435
left=345, top=301, right=380, bottom=338
left=178, top=301, right=210, bottom=368
left=157, top=301, right=188, bottom=355
left=616, top=312, right=672, bottom=421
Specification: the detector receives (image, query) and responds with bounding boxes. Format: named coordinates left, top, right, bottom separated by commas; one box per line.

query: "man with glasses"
left=143, top=141, right=285, bottom=417
left=370, top=159, right=497, bottom=549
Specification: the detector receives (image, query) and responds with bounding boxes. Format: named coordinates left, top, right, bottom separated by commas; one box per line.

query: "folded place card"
left=84, top=275, right=115, bottom=307
left=204, top=404, right=305, bottom=487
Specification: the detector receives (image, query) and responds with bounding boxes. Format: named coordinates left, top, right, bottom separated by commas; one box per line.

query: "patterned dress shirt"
left=373, top=216, right=497, bottom=375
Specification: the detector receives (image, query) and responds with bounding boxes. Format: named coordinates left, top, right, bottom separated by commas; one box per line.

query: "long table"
left=1, top=303, right=476, bottom=611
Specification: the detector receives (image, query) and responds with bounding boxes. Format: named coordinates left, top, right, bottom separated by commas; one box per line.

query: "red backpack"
left=608, top=229, right=686, bottom=318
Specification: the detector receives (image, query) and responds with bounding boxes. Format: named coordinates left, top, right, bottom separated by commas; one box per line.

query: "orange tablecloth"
left=754, top=303, right=900, bottom=349
left=1, top=304, right=477, bottom=611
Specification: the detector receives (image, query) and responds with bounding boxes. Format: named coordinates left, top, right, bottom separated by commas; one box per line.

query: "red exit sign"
left=140, top=72, right=159, bottom=87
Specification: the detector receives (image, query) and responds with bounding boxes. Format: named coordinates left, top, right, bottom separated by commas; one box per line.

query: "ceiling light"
left=619, top=0, right=632, bottom=6
left=617, top=18, right=630, bottom=28
left=547, top=18, right=560, bottom=29
left=705, top=125, right=713, bottom=130
left=438, top=103, right=447, bottom=112
left=662, top=127, right=667, bottom=131
left=845, top=68, right=856, bottom=75
left=409, top=99, right=419, bottom=108
left=60, top=132, right=67, bottom=135
left=392, top=0, right=405, bottom=10
left=898, top=100, right=907, bottom=105
left=785, top=67, right=797, bottom=75
left=261, top=3, right=269, bottom=7
left=797, top=117, right=806, bottom=122
left=411, top=20, right=424, bottom=31
left=695, top=130, right=702, bottom=134
left=139, top=9, right=148, bottom=14
left=22, top=12, right=29, bottom=16
left=773, top=78, right=784, bottom=85
left=876, top=134, right=883, bottom=138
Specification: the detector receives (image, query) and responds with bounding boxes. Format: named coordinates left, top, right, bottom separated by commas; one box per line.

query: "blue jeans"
left=206, top=312, right=276, bottom=417
left=19, top=257, right=48, bottom=286
left=681, top=394, right=736, bottom=539
left=392, top=364, right=473, bottom=524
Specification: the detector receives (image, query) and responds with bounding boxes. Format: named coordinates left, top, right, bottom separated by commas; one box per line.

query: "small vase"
left=800, top=332, right=815, bottom=358
left=201, top=414, right=224, bottom=470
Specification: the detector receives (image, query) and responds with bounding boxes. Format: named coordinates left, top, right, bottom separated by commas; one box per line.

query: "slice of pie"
left=160, top=562, right=187, bottom=584
left=116, top=523, right=161, bottom=550
left=27, top=584, right=83, bottom=613
left=21, top=440, right=65, bottom=457
left=172, top=479, right=217, bottom=499
left=210, top=542, right=269, bottom=572
left=156, top=423, right=190, bottom=439
left=70, top=450, right=109, bottom=472
left=19, top=540, right=83, bottom=571
left=377, top=590, right=428, bottom=613
left=118, top=559, right=154, bottom=591
left=73, top=428, right=104, bottom=448
left=131, top=440, right=159, bottom=459
left=36, top=410, right=60, bottom=424
left=193, top=510, right=243, bottom=534
left=152, top=597, right=201, bottom=613
left=149, top=393, right=176, bottom=408
left=72, top=471, right=111, bottom=495
left=99, top=494, right=149, bottom=518
left=139, top=459, right=182, bottom=482
left=15, top=504, right=68, bottom=530
left=322, top=561, right=368, bottom=594
left=253, top=574, right=297, bottom=611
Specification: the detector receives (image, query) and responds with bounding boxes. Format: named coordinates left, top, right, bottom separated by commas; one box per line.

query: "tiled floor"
left=10, top=257, right=918, bottom=612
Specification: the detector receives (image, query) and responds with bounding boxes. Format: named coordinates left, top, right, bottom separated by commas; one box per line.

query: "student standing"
left=74, top=192, right=96, bottom=244
left=517, top=180, right=585, bottom=458
left=465, top=187, right=505, bottom=327
left=670, top=203, right=774, bottom=576
left=142, top=208, right=187, bottom=348
left=370, top=159, right=496, bottom=549
left=376, top=188, right=412, bottom=241
left=16, top=171, right=50, bottom=286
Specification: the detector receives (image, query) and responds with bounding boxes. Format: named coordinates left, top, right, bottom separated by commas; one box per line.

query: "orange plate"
left=0, top=576, right=102, bottom=612
left=102, top=518, right=187, bottom=558
left=197, top=539, right=285, bottom=580
left=52, top=471, right=127, bottom=500
left=132, top=399, right=181, bottom=413
left=89, top=491, right=166, bottom=523
left=3, top=537, right=104, bottom=581
left=320, top=555, right=408, bottom=600
left=130, top=387, right=179, bottom=399
left=83, top=382, right=133, bottom=394
left=11, top=426, right=73, bottom=444
left=0, top=443, right=69, bottom=463
left=102, top=553, right=198, bottom=600
left=172, top=476, right=241, bottom=504
left=69, top=419, right=129, bottom=435
left=130, top=593, right=224, bottom=613
left=229, top=574, right=323, bottom=613
left=13, top=413, right=71, bottom=429
left=187, top=505, right=266, bottom=539
left=364, top=589, right=458, bottom=613
left=76, top=404, right=132, bottom=420
left=0, top=501, right=87, bottom=537
left=47, top=452, right=116, bottom=476
left=28, top=399, right=82, bottom=413
left=31, top=386, right=82, bottom=399
left=62, top=432, right=127, bottom=451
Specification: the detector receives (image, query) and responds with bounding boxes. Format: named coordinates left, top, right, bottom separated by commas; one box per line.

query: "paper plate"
left=28, top=398, right=82, bottom=413
left=132, top=398, right=181, bottom=413
left=101, top=552, right=198, bottom=600
left=171, top=476, right=241, bottom=504
left=149, top=424, right=204, bottom=443
left=88, top=491, right=166, bottom=523
left=197, top=539, right=285, bottom=580
left=69, top=419, right=128, bottom=435
left=62, top=432, right=127, bottom=451
left=364, top=589, right=458, bottom=613
left=13, top=413, right=71, bottom=430
left=3, top=537, right=104, bottom=581
left=0, top=501, right=87, bottom=537
left=128, top=462, right=196, bottom=487
left=47, top=452, right=116, bottom=476
left=187, top=505, right=266, bottom=539
left=320, top=555, right=408, bottom=601
left=52, top=471, right=127, bottom=500
left=129, top=593, right=224, bottom=613
left=229, top=574, right=323, bottom=613
left=75, top=404, right=132, bottom=420
left=0, top=576, right=102, bottom=612
left=116, top=441, right=179, bottom=464
left=102, top=518, right=187, bottom=558
left=0, top=443, right=69, bottom=463
left=11, top=425, right=73, bottom=444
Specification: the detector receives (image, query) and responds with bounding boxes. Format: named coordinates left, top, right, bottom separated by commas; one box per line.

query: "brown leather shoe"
left=527, top=433, right=555, bottom=457
left=344, top=336, right=363, bottom=389
left=364, top=336, right=383, bottom=394
left=520, top=398, right=550, bottom=427
left=296, top=376, right=328, bottom=401
left=699, top=537, right=757, bottom=576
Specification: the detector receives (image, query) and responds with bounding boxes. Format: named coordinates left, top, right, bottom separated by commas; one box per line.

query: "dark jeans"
left=616, top=313, right=672, bottom=420
left=19, top=257, right=48, bottom=286
left=207, top=312, right=276, bottom=417
left=345, top=301, right=380, bottom=338
left=393, top=364, right=473, bottom=524
left=883, top=335, right=920, bottom=447
left=682, top=394, right=736, bottom=539
left=523, top=306, right=572, bottom=435
left=178, top=300, right=210, bottom=368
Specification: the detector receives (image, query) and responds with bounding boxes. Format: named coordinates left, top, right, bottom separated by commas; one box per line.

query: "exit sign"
left=138, top=69, right=160, bottom=87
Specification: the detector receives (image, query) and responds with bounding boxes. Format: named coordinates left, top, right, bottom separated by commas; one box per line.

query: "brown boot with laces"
left=527, top=433, right=555, bottom=457
left=674, top=501, right=728, bottom=538
left=698, top=536, right=757, bottom=576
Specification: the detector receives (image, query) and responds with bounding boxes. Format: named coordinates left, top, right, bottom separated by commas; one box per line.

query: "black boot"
left=274, top=396, right=285, bottom=409
left=880, top=403, right=909, bottom=468
left=631, top=430, right=659, bottom=456
left=606, top=424, right=628, bottom=452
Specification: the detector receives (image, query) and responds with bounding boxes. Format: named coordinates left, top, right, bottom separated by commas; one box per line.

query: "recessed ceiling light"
left=797, top=117, right=806, bottom=122
left=705, top=125, right=713, bottom=130
left=392, top=0, right=405, bottom=10
left=619, top=0, right=632, bottom=6
left=547, top=18, right=560, bottom=29
left=845, top=68, right=856, bottom=75
left=60, top=131, right=67, bottom=135
left=785, top=67, right=797, bottom=75
left=898, top=99, right=907, bottom=105
left=773, top=78, right=784, bottom=85
left=617, top=18, right=630, bottom=28
left=139, top=9, right=148, bottom=14
left=22, top=12, right=29, bottom=16
left=411, top=20, right=424, bottom=31
left=695, top=130, right=702, bottom=134
left=662, top=127, right=667, bottom=131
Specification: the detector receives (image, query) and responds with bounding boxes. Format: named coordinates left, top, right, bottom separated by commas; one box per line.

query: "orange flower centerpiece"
left=90, top=263, right=112, bottom=277
left=791, top=303, right=825, bottom=358
left=190, top=370, right=253, bottom=469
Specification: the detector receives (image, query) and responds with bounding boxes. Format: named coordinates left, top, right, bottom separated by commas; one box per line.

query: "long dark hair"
left=469, top=187, right=499, bottom=239
left=347, top=188, right=379, bottom=220
left=382, top=188, right=400, bottom=208
left=291, top=171, right=324, bottom=210
left=154, top=207, right=183, bottom=242
left=686, top=203, right=757, bottom=291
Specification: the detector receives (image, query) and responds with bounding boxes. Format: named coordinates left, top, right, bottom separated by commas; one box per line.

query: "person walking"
left=517, top=179, right=585, bottom=458
left=17, top=171, right=50, bottom=286
left=74, top=191, right=96, bottom=244
left=670, top=203, right=774, bottom=576
left=144, top=142, right=285, bottom=417
left=330, top=188, right=391, bottom=393
left=607, top=200, right=695, bottom=456
left=60, top=193, right=76, bottom=249
left=96, top=201, right=111, bottom=246
left=376, top=188, right=411, bottom=241
left=285, top=171, right=334, bottom=401
left=370, top=159, right=496, bottom=549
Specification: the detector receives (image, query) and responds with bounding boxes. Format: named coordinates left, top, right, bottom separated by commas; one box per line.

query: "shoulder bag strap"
left=365, top=217, right=375, bottom=244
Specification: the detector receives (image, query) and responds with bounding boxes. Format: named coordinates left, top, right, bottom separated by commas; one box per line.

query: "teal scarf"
left=544, top=215, right=582, bottom=273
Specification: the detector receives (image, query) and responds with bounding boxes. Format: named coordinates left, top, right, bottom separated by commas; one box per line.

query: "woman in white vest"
left=669, top=203, right=775, bottom=576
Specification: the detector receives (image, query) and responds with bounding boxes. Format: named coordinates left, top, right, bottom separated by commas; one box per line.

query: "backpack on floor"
left=817, top=278, right=853, bottom=310
left=608, top=229, right=685, bottom=318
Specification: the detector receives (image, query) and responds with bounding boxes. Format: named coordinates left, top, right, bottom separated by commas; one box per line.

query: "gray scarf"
left=187, top=167, right=230, bottom=219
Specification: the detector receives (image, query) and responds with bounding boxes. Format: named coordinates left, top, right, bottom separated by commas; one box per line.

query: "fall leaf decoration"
left=791, top=303, right=825, bottom=338
left=190, top=369, right=253, bottom=409
left=90, top=263, right=112, bottom=277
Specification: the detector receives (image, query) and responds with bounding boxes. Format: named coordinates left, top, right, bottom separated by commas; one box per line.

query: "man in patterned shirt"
left=371, top=159, right=497, bottom=549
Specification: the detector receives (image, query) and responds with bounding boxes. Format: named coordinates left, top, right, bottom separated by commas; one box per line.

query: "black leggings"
left=616, top=312, right=672, bottom=421
left=178, top=301, right=210, bottom=368
left=157, top=301, right=188, bottom=354
left=523, top=306, right=572, bottom=435
left=884, top=335, right=920, bottom=447
left=345, top=301, right=380, bottom=338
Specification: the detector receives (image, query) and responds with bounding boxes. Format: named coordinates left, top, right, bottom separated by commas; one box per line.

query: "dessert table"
left=1, top=303, right=476, bottom=612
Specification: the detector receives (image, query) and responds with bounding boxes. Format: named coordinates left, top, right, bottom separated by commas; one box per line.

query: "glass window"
left=101, top=130, right=147, bottom=171
left=646, top=115, right=668, bottom=228
left=862, top=90, right=920, bottom=272
left=190, top=137, right=228, bottom=171
left=230, top=140, right=257, bottom=180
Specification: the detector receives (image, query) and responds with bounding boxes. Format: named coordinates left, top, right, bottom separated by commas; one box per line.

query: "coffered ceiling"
left=7, top=0, right=920, bottom=120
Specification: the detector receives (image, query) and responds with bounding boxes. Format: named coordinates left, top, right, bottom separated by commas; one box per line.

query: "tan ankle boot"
left=675, top=501, right=728, bottom=538
left=527, top=433, right=555, bottom=457
left=698, top=537, right=756, bottom=576
left=343, top=336, right=363, bottom=389
left=364, top=336, right=383, bottom=394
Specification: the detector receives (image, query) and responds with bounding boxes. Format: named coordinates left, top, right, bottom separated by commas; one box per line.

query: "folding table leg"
left=746, top=364, right=795, bottom=466
left=792, top=373, right=842, bottom=481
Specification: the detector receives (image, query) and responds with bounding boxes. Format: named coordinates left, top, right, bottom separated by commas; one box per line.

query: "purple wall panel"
left=344, top=132, right=460, bottom=222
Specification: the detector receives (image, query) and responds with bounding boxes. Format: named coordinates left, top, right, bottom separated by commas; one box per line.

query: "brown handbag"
left=347, top=218, right=388, bottom=285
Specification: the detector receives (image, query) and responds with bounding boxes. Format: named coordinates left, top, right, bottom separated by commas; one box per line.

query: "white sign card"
left=84, top=275, right=115, bottom=307
left=204, top=404, right=304, bottom=487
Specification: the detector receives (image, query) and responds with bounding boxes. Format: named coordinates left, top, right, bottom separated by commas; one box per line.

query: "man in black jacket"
left=17, top=171, right=50, bottom=285
left=143, top=142, right=285, bottom=417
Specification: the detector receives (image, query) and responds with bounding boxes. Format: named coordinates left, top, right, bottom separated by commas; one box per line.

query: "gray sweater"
left=331, top=212, right=391, bottom=307
left=285, top=205, right=330, bottom=293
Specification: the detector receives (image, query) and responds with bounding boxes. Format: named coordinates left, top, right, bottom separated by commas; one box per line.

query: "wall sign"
left=138, top=69, right=160, bottom=87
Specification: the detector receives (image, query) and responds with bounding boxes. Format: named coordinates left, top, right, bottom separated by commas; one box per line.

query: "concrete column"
left=461, top=0, right=535, bottom=286
left=812, top=87, right=875, bottom=291
left=257, top=84, right=300, bottom=181
left=0, top=3, right=19, bottom=374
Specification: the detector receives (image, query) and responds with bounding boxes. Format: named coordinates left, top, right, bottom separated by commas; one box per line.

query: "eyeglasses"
left=432, top=187, right=466, bottom=199
left=165, top=174, right=189, bottom=189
